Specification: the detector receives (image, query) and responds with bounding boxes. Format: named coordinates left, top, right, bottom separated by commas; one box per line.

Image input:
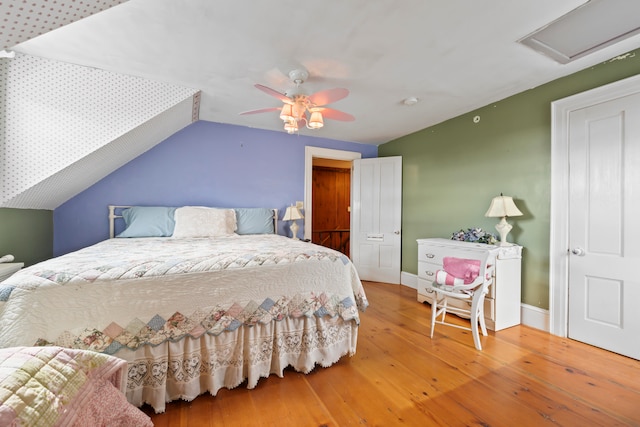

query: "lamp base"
left=290, top=221, right=299, bottom=240
left=495, top=216, right=514, bottom=246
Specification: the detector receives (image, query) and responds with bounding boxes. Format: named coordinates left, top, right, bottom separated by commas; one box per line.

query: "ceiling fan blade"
left=308, top=88, right=349, bottom=106
left=254, top=84, right=291, bottom=103
left=239, top=107, right=281, bottom=115
left=317, top=107, right=355, bottom=122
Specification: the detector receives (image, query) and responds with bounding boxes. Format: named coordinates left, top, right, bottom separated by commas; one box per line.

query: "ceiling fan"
left=240, top=69, right=355, bottom=134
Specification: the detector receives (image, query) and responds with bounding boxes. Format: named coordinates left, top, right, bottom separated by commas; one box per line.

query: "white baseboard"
left=400, top=271, right=417, bottom=289
left=400, top=271, right=549, bottom=332
left=521, top=303, right=550, bottom=332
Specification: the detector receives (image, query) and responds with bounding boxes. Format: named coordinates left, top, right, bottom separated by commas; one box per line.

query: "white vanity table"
left=417, top=238, right=522, bottom=331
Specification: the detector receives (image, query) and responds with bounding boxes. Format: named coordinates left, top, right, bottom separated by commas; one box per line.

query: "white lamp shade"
left=284, top=119, right=298, bottom=134
left=308, top=111, right=324, bottom=129
left=283, top=206, right=304, bottom=221
left=280, top=104, right=293, bottom=121
left=485, top=195, right=523, bottom=218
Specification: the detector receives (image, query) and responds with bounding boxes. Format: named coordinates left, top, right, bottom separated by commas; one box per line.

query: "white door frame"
left=303, top=146, right=362, bottom=241
left=549, top=73, right=640, bottom=337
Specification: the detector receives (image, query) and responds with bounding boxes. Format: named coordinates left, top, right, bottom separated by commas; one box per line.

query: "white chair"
left=429, top=252, right=495, bottom=351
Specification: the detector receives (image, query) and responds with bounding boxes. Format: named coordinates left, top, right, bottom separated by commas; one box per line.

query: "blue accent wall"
left=53, top=121, right=377, bottom=256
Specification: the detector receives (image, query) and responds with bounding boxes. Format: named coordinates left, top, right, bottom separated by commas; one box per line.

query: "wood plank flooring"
left=142, top=281, right=640, bottom=426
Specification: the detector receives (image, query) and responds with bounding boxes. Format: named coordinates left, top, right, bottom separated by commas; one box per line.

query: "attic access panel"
left=519, top=0, right=640, bottom=64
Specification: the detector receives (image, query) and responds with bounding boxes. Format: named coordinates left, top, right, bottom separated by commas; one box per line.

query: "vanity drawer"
left=417, top=244, right=448, bottom=265
left=417, top=260, right=439, bottom=281
left=417, top=277, right=436, bottom=297
left=418, top=242, right=492, bottom=266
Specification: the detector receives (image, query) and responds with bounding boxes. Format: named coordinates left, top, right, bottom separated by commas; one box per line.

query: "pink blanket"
left=435, top=257, right=481, bottom=286
left=0, top=346, right=152, bottom=427
left=435, top=270, right=464, bottom=286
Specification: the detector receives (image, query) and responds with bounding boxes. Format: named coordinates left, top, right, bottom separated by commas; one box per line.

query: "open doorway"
left=312, top=158, right=351, bottom=255
left=303, top=147, right=362, bottom=255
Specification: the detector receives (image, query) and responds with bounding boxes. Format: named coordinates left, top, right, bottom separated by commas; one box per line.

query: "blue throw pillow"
left=116, top=206, right=176, bottom=238
left=234, top=208, right=275, bottom=235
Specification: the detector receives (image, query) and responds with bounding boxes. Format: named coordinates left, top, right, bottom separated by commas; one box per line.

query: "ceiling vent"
left=519, top=0, right=640, bottom=64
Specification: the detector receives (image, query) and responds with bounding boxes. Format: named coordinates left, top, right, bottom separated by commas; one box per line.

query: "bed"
left=0, top=205, right=368, bottom=413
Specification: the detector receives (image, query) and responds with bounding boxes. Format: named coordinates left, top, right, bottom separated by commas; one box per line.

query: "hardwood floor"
left=142, top=281, right=640, bottom=426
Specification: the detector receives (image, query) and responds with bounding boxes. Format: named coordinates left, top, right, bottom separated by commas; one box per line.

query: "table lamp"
left=283, top=205, right=304, bottom=239
left=485, top=194, right=523, bottom=246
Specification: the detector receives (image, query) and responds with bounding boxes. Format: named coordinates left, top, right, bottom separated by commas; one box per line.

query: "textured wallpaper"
left=0, top=0, right=126, bottom=50
left=1, top=53, right=199, bottom=208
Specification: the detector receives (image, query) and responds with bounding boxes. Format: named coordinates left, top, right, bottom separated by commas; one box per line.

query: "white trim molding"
left=401, top=271, right=418, bottom=289
left=521, top=304, right=550, bottom=332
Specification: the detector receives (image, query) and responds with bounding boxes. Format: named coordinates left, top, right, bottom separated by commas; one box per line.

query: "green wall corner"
left=379, top=50, right=640, bottom=310
left=0, top=208, right=53, bottom=267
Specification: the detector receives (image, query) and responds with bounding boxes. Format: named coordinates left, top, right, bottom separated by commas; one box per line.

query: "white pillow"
left=172, top=206, right=237, bottom=238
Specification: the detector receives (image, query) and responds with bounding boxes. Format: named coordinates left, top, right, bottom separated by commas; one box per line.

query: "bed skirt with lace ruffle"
left=116, top=315, right=358, bottom=413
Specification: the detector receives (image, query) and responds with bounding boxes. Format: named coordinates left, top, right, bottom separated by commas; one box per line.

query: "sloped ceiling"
left=0, top=0, right=126, bottom=49
left=0, top=53, right=199, bottom=209
left=2, top=0, right=640, bottom=210
left=9, top=0, right=640, bottom=145
left=0, top=0, right=199, bottom=210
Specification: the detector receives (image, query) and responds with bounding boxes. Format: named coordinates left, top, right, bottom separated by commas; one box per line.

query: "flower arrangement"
left=451, top=228, right=497, bottom=245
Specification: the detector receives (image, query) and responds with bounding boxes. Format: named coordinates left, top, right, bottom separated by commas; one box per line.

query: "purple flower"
left=450, top=228, right=497, bottom=245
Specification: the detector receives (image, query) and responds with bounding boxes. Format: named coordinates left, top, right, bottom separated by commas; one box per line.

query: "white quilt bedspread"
left=0, top=235, right=368, bottom=353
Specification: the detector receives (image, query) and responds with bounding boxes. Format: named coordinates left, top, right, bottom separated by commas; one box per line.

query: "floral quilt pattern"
left=1, top=235, right=368, bottom=355
left=34, top=291, right=362, bottom=355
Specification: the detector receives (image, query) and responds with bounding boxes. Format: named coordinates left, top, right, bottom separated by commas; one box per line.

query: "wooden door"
left=312, top=166, right=351, bottom=255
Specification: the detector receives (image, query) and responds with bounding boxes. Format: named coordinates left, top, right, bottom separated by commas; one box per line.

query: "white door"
left=567, top=92, right=640, bottom=359
left=351, top=156, right=402, bottom=284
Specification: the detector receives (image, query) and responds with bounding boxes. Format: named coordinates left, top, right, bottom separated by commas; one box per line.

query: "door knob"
left=571, top=247, right=585, bottom=256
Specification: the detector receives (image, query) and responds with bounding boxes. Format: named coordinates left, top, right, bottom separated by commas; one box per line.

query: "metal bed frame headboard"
left=108, top=205, right=279, bottom=238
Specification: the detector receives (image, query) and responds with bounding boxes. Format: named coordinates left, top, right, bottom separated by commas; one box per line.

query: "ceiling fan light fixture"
left=292, top=102, right=305, bottom=120
left=284, top=118, right=298, bottom=134
left=280, top=104, right=293, bottom=122
left=308, top=111, right=324, bottom=129
left=243, top=69, right=353, bottom=135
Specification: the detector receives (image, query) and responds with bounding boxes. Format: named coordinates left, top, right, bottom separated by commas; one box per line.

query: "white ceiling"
left=10, top=0, right=640, bottom=145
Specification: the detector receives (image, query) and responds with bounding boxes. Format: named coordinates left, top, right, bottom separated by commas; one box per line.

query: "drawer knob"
left=426, top=271, right=434, bottom=276
left=425, top=253, right=435, bottom=259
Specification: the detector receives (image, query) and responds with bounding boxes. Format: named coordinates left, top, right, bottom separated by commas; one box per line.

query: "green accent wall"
left=0, top=208, right=53, bottom=267
left=379, top=50, right=640, bottom=310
